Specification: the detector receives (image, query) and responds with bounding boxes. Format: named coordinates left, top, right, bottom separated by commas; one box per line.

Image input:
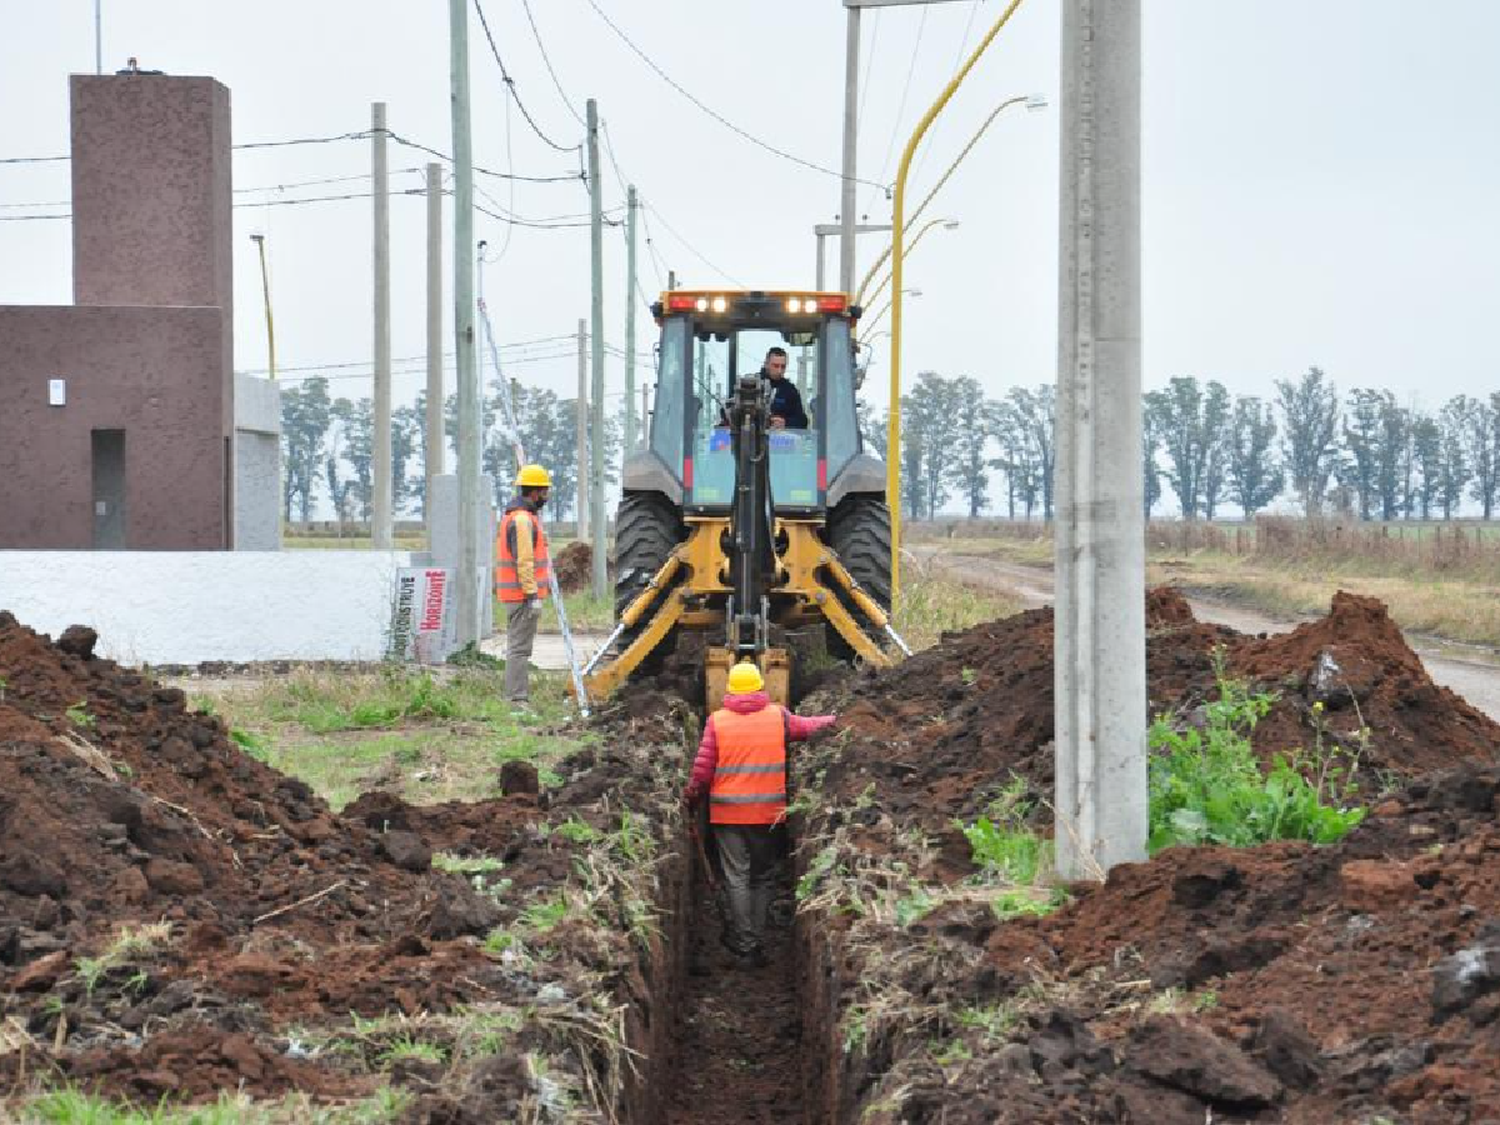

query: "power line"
left=580, top=0, right=887, bottom=191
left=472, top=0, right=581, bottom=154
left=519, top=0, right=587, bottom=128
left=865, top=7, right=928, bottom=213
left=3, top=128, right=580, bottom=185
left=0, top=171, right=424, bottom=214
left=383, top=130, right=580, bottom=183
left=644, top=202, right=742, bottom=287
left=911, top=1, right=983, bottom=183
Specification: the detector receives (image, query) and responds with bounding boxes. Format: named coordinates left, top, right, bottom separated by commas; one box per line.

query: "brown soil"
left=661, top=819, right=803, bottom=1125
left=796, top=589, right=1500, bottom=1124
left=553, top=540, right=594, bottom=594
left=818, top=589, right=1500, bottom=834
left=0, top=610, right=691, bottom=1117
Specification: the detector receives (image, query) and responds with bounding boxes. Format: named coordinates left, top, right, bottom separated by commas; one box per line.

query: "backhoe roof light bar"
left=655, top=289, right=857, bottom=323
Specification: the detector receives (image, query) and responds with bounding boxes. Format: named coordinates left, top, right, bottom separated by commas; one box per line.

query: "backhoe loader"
left=582, top=289, right=908, bottom=710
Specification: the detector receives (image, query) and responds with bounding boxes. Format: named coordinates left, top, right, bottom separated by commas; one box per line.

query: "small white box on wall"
left=48, top=378, right=66, bottom=406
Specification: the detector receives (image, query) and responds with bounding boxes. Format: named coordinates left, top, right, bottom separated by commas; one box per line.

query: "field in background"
left=915, top=517, right=1500, bottom=649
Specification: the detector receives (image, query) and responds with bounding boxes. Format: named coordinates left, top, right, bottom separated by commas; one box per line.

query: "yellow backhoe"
left=582, top=289, right=908, bottom=710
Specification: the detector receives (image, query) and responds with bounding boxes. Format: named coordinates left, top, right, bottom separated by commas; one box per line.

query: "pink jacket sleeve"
left=785, top=710, right=837, bottom=741
left=689, top=715, right=719, bottom=788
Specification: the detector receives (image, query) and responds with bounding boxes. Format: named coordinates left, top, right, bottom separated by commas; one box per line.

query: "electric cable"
left=473, top=0, right=581, bottom=154
left=864, top=7, right=928, bottom=213
left=519, top=0, right=587, bottom=127
left=580, top=0, right=887, bottom=190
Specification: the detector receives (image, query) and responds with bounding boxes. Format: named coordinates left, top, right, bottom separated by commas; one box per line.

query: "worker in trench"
left=682, top=662, right=837, bottom=967
left=494, top=464, right=553, bottom=706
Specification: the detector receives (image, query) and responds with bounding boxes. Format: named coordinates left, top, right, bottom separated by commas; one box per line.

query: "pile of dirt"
left=814, top=589, right=1500, bottom=831
left=0, top=611, right=693, bottom=1117
left=552, top=539, right=594, bottom=593
left=792, top=590, right=1500, bottom=1123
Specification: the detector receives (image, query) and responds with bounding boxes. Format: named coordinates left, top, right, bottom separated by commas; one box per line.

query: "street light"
left=887, top=0, right=1027, bottom=600
left=839, top=0, right=974, bottom=294
left=856, top=93, right=1045, bottom=305
left=248, top=233, right=276, bottom=381
left=861, top=288, right=922, bottom=336
left=860, top=218, right=959, bottom=313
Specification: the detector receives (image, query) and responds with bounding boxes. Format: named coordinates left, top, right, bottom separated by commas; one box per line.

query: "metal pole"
left=667, top=270, right=677, bottom=290
left=625, top=184, right=639, bottom=453
left=425, top=163, right=445, bottom=513
left=249, top=235, right=275, bottom=381
left=839, top=5, right=861, bottom=294
left=887, top=0, right=1025, bottom=600
left=588, top=99, right=608, bottom=598
left=641, top=383, right=650, bottom=444
left=372, top=103, right=393, bottom=549
left=857, top=94, right=1037, bottom=304
left=451, top=0, right=483, bottom=647
left=576, top=319, right=590, bottom=540
left=94, top=0, right=102, bottom=74
left=1054, top=0, right=1146, bottom=879
left=816, top=232, right=827, bottom=291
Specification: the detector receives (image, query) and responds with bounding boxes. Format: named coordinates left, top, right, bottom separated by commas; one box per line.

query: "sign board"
left=390, top=567, right=455, bottom=663
left=48, top=379, right=66, bottom=406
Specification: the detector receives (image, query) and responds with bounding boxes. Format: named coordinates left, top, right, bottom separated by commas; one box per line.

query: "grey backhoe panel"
left=621, top=449, right=684, bottom=506
left=828, top=453, right=887, bottom=508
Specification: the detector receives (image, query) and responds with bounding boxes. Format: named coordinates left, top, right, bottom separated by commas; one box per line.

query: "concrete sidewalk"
left=480, top=631, right=610, bottom=671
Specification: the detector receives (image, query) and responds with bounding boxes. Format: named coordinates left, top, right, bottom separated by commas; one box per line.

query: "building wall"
left=0, top=550, right=413, bottom=664
left=69, top=74, right=234, bottom=434
left=0, top=305, right=227, bottom=549
left=234, top=374, right=282, bottom=551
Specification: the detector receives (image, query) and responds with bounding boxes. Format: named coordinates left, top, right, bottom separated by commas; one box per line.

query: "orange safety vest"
left=494, top=507, right=552, bottom=602
left=708, top=705, right=788, bottom=825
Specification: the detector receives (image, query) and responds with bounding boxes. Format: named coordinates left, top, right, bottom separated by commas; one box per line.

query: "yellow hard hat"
left=515, top=464, right=553, bottom=488
left=726, top=661, right=764, bottom=695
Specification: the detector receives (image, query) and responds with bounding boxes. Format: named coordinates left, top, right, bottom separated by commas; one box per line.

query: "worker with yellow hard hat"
left=494, top=464, right=553, bottom=704
left=681, top=660, right=838, bottom=968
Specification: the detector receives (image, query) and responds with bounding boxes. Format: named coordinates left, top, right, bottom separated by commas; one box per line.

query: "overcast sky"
left=3, top=0, right=1498, bottom=422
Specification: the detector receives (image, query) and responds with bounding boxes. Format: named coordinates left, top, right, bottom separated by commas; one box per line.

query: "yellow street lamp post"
left=249, top=233, right=277, bottom=381
left=887, top=0, right=1028, bottom=601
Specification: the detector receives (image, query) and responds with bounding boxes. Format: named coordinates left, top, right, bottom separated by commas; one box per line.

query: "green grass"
left=494, top=586, right=615, bottom=634
left=184, top=667, right=587, bottom=811
left=893, top=560, right=1024, bottom=650
left=283, top=536, right=427, bottom=552
left=958, top=777, right=1066, bottom=919
left=10, top=1087, right=410, bottom=1124
left=1147, top=666, right=1366, bottom=851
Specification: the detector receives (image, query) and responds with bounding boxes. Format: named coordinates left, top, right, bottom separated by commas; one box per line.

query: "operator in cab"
left=759, top=346, right=808, bottom=430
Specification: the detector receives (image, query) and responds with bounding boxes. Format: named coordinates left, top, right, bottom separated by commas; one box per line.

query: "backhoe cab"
left=583, top=289, right=908, bottom=710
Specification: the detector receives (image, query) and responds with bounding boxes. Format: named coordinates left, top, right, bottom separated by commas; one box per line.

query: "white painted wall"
left=0, top=550, right=414, bottom=665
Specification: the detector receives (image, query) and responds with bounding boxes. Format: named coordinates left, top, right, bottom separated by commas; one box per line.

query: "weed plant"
left=1148, top=666, right=1366, bottom=851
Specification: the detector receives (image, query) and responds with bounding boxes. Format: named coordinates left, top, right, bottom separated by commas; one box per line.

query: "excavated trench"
left=628, top=686, right=838, bottom=1125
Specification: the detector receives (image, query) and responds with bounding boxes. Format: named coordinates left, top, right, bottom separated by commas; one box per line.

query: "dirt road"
left=919, top=548, right=1500, bottom=723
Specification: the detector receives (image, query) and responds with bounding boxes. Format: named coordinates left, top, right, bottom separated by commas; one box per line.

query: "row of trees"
left=279, top=377, right=618, bottom=523
left=864, top=368, right=1500, bottom=521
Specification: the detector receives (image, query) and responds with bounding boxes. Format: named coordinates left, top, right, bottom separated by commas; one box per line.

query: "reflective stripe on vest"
left=708, top=705, right=787, bottom=825
left=494, top=508, right=552, bottom=602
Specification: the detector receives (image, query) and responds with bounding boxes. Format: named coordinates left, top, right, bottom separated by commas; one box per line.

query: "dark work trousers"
left=504, top=598, right=538, bottom=701
left=712, top=823, right=782, bottom=956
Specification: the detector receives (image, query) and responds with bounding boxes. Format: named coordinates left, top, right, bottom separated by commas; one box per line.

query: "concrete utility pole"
left=816, top=221, right=890, bottom=293
left=839, top=4, right=861, bottom=294
left=624, top=185, right=639, bottom=453
left=1054, top=0, right=1146, bottom=879
left=587, top=99, right=607, bottom=598
left=425, top=162, right=444, bottom=514
left=576, top=319, right=590, bottom=540
left=450, top=0, right=483, bottom=647
left=372, top=103, right=393, bottom=549
left=840, top=0, right=967, bottom=294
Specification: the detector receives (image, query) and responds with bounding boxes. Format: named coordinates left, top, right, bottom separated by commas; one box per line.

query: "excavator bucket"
left=705, top=646, right=792, bottom=713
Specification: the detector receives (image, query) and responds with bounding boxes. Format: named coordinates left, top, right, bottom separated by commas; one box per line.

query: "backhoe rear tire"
left=612, top=491, right=685, bottom=660
left=825, top=494, right=893, bottom=657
